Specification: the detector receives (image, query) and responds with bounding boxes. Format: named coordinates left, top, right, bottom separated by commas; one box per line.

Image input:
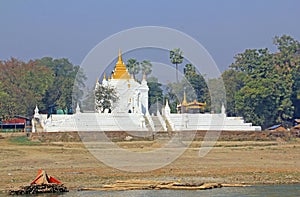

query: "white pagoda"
left=95, top=50, right=149, bottom=114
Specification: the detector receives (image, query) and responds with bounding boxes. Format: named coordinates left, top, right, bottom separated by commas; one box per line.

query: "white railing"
left=145, top=111, right=155, bottom=131
left=157, top=110, right=167, bottom=131
left=164, top=112, right=175, bottom=131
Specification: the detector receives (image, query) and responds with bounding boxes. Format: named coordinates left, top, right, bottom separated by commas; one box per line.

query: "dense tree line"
left=0, top=58, right=85, bottom=119
left=1, top=35, right=299, bottom=129
left=223, top=35, right=300, bottom=128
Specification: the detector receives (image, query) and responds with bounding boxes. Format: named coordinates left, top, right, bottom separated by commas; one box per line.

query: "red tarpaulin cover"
left=2, top=118, right=26, bottom=124
left=31, top=169, right=62, bottom=185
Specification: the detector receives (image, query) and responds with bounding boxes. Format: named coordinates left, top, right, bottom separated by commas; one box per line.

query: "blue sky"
left=1, top=0, right=300, bottom=72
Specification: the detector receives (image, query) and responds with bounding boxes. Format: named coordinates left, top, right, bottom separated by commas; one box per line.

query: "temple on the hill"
left=95, top=50, right=149, bottom=114
left=176, top=91, right=206, bottom=113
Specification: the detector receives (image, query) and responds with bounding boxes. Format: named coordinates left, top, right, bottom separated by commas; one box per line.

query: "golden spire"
left=111, top=49, right=130, bottom=80
left=118, top=49, right=122, bottom=63
left=103, top=73, right=106, bottom=81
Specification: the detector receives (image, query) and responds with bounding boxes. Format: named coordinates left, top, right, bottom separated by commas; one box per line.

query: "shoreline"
left=0, top=132, right=299, bottom=192
left=4, top=182, right=300, bottom=195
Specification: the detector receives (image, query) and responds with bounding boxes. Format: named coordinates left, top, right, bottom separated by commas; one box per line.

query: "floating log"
left=79, top=180, right=249, bottom=191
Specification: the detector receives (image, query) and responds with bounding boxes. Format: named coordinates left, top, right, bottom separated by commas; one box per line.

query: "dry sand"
left=0, top=132, right=299, bottom=192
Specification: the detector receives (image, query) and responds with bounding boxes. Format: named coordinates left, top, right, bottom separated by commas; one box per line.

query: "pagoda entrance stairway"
left=151, top=116, right=164, bottom=132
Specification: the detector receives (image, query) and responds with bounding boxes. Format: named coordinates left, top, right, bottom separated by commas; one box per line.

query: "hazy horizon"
left=1, top=0, right=300, bottom=72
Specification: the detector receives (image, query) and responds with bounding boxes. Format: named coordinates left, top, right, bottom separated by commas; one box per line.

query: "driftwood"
left=80, top=180, right=249, bottom=191
left=9, top=183, right=68, bottom=195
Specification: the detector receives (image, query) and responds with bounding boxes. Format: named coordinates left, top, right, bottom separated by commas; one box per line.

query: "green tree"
left=273, top=35, right=300, bottom=64
left=273, top=35, right=300, bottom=119
left=0, top=58, right=53, bottom=117
left=94, top=84, right=118, bottom=113
left=184, top=64, right=209, bottom=103
left=147, top=77, right=163, bottom=113
left=170, top=48, right=184, bottom=83
left=72, top=67, right=86, bottom=109
left=165, top=83, right=180, bottom=113
left=126, top=58, right=140, bottom=79
left=231, top=48, right=281, bottom=128
left=230, top=35, right=300, bottom=128
left=207, top=78, right=226, bottom=113
left=0, top=81, right=9, bottom=119
left=222, top=70, right=246, bottom=116
left=80, top=87, right=96, bottom=112
left=230, top=48, right=273, bottom=79
left=235, top=78, right=280, bottom=128
left=36, top=57, right=86, bottom=113
left=292, top=66, right=300, bottom=117
left=140, top=60, right=152, bottom=78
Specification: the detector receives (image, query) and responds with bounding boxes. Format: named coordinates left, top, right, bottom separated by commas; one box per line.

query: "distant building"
left=0, top=116, right=31, bottom=132
left=294, top=119, right=300, bottom=126
left=267, top=124, right=287, bottom=132
left=176, top=90, right=206, bottom=114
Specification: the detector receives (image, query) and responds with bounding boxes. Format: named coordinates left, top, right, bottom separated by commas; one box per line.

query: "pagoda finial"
left=34, top=105, right=40, bottom=118
left=76, top=103, right=81, bottom=114
left=165, top=99, right=171, bottom=115
left=221, top=103, right=226, bottom=115
left=118, top=49, right=122, bottom=63
left=112, top=49, right=130, bottom=80
left=34, top=105, right=39, bottom=114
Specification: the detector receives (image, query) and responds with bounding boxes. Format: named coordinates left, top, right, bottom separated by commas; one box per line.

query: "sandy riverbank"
left=0, top=132, right=299, bottom=192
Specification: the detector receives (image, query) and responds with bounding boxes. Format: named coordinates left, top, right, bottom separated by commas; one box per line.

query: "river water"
left=2, top=184, right=299, bottom=197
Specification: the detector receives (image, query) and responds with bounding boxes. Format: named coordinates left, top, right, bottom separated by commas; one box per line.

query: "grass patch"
left=9, top=136, right=41, bottom=146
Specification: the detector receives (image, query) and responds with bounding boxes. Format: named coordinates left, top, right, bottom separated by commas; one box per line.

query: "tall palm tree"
left=170, top=48, right=184, bottom=83
left=126, top=58, right=140, bottom=79
left=140, top=60, right=152, bottom=79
